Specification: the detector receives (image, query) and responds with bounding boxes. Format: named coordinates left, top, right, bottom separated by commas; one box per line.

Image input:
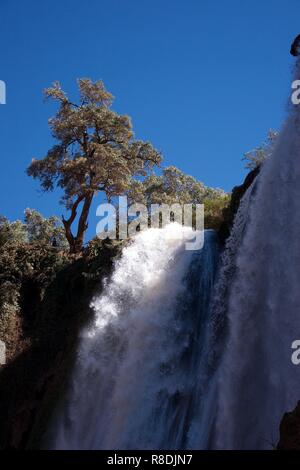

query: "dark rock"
left=290, top=34, right=300, bottom=57
left=218, top=166, right=260, bottom=244
left=278, top=401, right=300, bottom=449
left=0, top=240, right=123, bottom=449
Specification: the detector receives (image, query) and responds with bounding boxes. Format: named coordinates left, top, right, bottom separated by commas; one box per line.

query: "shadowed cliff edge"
left=0, top=240, right=122, bottom=449
left=278, top=402, right=300, bottom=449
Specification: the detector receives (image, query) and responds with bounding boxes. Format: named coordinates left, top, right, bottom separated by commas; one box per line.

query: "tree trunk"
left=62, top=219, right=76, bottom=252
left=73, top=192, right=94, bottom=252
left=62, top=192, right=94, bottom=254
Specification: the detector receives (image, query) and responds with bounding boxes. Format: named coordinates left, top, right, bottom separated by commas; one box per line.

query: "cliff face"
left=218, top=166, right=260, bottom=243
left=0, top=239, right=122, bottom=449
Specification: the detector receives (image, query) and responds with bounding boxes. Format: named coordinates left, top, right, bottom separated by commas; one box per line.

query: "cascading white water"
left=46, top=58, right=300, bottom=451
left=47, top=224, right=219, bottom=450
left=214, top=59, right=300, bottom=449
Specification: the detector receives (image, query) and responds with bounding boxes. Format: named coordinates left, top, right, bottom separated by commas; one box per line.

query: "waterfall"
left=46, top=59, right=300, bottom=451
left=47, top=224, right=219, bottom=450
left=214, top=60, right=300, bottom=449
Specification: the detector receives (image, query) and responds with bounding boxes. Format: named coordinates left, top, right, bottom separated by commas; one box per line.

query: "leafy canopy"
left=243, top=130, right=278, bottom=170
left=0, top=210, right=67, bottom=248
left=126, top=166, right=229, bottom=229
left=27, top=79, right=161, bottom=252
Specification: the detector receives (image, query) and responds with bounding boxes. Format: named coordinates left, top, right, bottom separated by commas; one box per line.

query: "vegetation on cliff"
left=0, top=237, right=123, bottom=448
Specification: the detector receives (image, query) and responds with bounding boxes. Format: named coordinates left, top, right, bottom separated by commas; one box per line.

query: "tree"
left=0, top=216, right=27, bottom=247
left=203, top=195, right=231, bottom=230
left=0, top=211, right=68, bottom=248
left=127, top=166, right=207, bottom=206
left=24, top=209, right=67, bottom=247
left=0, top=216, right=11, bottom=246
left=126, top=166, right=229, bottom=229
left=27, top=79, right=161, bottom=253
left=243, top=130, right=278, bottom=170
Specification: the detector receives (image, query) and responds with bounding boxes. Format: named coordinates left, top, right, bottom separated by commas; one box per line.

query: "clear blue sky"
left=0, top=0, right=299, bottom=239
